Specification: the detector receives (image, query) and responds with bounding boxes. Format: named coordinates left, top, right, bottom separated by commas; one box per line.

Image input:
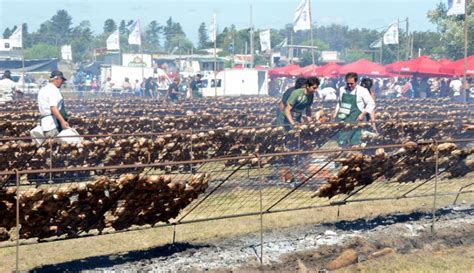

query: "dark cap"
left=2, top=70, right=11, bottom=79
left=50, top=70, right=67, bottom=81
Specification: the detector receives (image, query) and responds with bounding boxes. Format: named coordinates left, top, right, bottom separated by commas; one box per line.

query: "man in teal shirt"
left=277, top=77, right=320, bottom=130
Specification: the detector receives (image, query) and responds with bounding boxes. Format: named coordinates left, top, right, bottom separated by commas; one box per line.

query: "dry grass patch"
left=1, top=192, right=472, bottom=272
left=338, top=245, right=474, bottom=273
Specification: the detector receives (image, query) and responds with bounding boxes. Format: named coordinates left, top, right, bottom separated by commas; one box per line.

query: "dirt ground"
left=24, top=205, right=473, bottom=272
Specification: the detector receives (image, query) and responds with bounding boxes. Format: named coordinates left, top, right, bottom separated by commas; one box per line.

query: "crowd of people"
left=269, top=76, right=474, bottom=103
left=275, top=72, right=377, bottom=147
left=69, top=70, right=204, bottom=101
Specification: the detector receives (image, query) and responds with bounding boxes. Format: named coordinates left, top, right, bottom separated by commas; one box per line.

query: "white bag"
left=30, top=125, right=46, bottom=146
left=57, top=128, right=82, bottom=145
left=361, top=130, right=378, bottom=138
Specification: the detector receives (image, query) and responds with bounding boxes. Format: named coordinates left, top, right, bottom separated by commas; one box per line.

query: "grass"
left=0, top=192, right=472, bottom=272
left=337, top=245, right=474, bottom=273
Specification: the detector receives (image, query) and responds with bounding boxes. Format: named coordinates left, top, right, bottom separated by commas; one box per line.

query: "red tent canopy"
left=438, top=58, right=453, bottom=66
left=289, top=65, right=318, bottom=77
left=338, top=59, right=388, bottom=76
left=439, top=55, right=474, bottom=76
left=315, top=62, right=340, bottom=77
left=268, top=64, right=300, bottom=77
left=385, top=61, right=404, bottom=72
left=387, top=56, right=448, bottom=76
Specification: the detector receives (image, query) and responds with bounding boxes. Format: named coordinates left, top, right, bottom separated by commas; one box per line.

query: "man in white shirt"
left=318, top=86, right=337, bottom=101
left=449, top=78, right=463, bottom=102
left=334, top=72, right=375, bottom=146
left=0, top=70, right=19, bottom=104
left=37, top=70, right=69, bottom=137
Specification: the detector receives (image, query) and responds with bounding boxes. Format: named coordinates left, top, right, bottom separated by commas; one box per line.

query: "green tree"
left=70, top=21, right=93, bottom=62
left=144, top=20, right=163, bottom=51
left=2, top=27, right=12, bottom=39
left=427, top=2, right=473, bottom=59
left=198, top=22, right=209, bottom=49
left=103, top=19, right=117, bottom=33
left=50, top=9, right=73, bottom=44
left=163, top=17, right=185, bottom=51
left=167, top=34, right=193, bottom=54
left=24, top=43, right=60, bottom=59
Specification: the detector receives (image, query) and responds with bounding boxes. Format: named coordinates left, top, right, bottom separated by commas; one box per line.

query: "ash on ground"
left=33, top=205, right=473, bottom=272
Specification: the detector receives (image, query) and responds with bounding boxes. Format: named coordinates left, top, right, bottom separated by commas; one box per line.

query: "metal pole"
left=214, top=11, right=217, bottom=97
left=21, top=25, right=25, bottom=99
left=380, top=35, right=383, bottom=64
left=250, top=5, right=254, bottom=68
left=257, top=157, right=264, bottom=266
left=309, top=0, right=315, bottom=65
left=49, top=137, right=53, bottom=183
left=405, top=17, right=409, bottom=60
left=462, top=0, right=469, bottom=103
left=397, top=18, right=400, bottom=61
left=431, top=141, right=439, bottom=234
left=15, top=169, right=20, bottom=273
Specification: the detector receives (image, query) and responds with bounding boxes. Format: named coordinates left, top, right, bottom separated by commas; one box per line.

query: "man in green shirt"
left=277, top=77, right=320, bottom=130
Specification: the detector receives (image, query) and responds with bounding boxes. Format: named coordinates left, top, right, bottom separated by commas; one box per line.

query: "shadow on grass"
left=31, top=242, right=209, bottom=272
left=324, top=207, right=472, bottom=231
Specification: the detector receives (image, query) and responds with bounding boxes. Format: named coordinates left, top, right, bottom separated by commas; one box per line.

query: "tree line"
left=2, top=2, right=472, bottom=65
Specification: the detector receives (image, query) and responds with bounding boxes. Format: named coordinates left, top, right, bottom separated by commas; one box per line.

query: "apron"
left=41, top=100, right=68, bottom=132
left=336, top=90, right=362, bottom=147
left=276, top=92, right=309, bottom=131
left=276, top=109, right=302, bottom=131
left=57, top=100, right=68, bottom=131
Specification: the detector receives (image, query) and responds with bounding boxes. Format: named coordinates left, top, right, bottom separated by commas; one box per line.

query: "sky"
left=0, top=0, right=443, bottom=43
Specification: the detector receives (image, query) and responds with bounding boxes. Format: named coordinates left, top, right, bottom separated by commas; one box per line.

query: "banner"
left=259, top=30, right=271, bottom=52
left=447, top=0, right=465, bottom=15
left=209, top=12, right=217, bottom=42
left=293, top=0, right=311, bottom=32
left=61, top=45, right=72, bottom=61
left=127, top=20, right=141, bottom=46
left=370, top=38, right=382, bottom=48
left=383, top=22, right=399, bottom=45
left=8, top=26, right=22, bottom=48
left=106, top=29, right=120, bottom=51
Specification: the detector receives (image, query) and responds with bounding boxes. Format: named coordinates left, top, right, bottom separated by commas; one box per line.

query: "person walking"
left=37, top=71, right=69, bottom=138
left=334, top=72, right=375, bottom=147
left=167, top=77, right=181, bottom=103
left=0, top=70, right=19, bottom=103
left=189, top=74, right=203, bottom=100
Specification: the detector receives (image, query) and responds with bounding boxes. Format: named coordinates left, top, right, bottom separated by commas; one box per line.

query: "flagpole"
left=462, top=0, right=468, bottom=103
left=250, top=5, right=254, bottom=68
left=308, top=0, right=315, bottom=65
left=405, top=17, right=409, bottom=60
left=214, top=35, right=217, bottom=97
left=397, top=18, right=400, bottom=61
left=21, top=47, right=25, bottom=97
left=213, top=11, right=217, bottom=97
left=138, top=20, right=147, bottom=98
left=380, top=34, right=383, bottom=64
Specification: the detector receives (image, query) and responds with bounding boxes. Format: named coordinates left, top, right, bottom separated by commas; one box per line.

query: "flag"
left=61, top=45, right=72, bottom=61
left=383, top=22, right=399, bottom=45
left=447, top=0, right=465, bottom=15
left=275, top=38, right=287, bottom=49
left=278, top=38, right=288, bottom=56
left=9, top=26, right=22, bottom=48
left=127, top=20, right=141, bottom=45
left=293, top=0, right=311, bottom=32
left=259, top=30, right=271, bottom=52
left=370, top=38, right=382, bottom=49
left=106, top=29, right=120, bottom=50
left=209, top=12, right=217, bottom=42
